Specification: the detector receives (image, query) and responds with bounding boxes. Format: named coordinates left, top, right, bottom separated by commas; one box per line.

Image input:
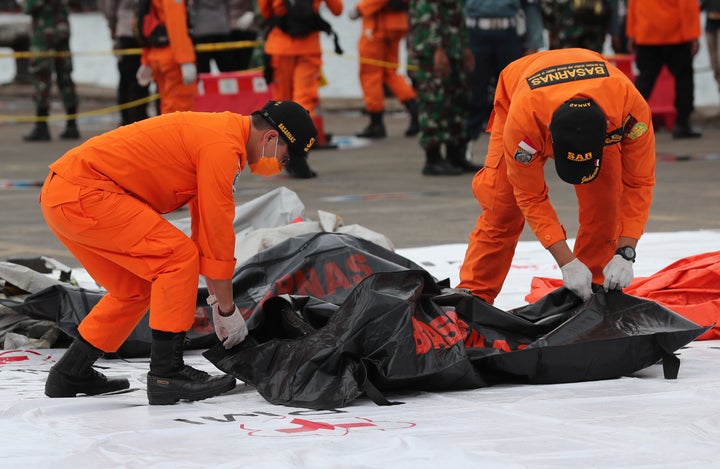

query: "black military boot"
left=403, top=98, right=420, bottom=137
left=356, top=112, right=387, bottom=138
left=146, top=330, right=236, bottom=405
left=23, top=109, right=51, bottom=142
left=422, top=145, right=463, bottom=176
left=45, top=335, right=130, bottom=397
left=59, top=107, right=80, bottom=140
left=446, top=142, right=484, bottom=173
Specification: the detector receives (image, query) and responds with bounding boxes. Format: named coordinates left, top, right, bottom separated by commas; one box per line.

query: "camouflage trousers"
left=28, top=29, right=78, bottom=113
left=409, top=56, right=469, bottom=149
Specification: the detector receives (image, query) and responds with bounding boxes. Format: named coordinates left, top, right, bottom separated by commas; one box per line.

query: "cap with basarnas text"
left=549, top=97, right=607, bottom=185
left=253, top=101, right=318, bottom=159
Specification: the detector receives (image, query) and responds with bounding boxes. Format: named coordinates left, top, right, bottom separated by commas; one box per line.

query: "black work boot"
left=146, top=330, right=236, bottom=405
left=356, top=112, right=387, bottom=138
left=422, top=145, right=463, bottom=176
left=446, top=142, right=484, bottom=173
left=403, top=98, right=420, bottom=137
left=45, top=335, right=130, bottom=397
left=23, top=118, right=51, bottom=141
left=59, top=120, right=80, bottom=140
left=672, top=122, right=702, bottom=139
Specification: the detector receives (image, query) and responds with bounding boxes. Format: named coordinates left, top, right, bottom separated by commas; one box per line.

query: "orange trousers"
left=270, top=54, right=322, bottom=117
left=358, top=32, right=416, bottom=112
left=146, top=47, right=197, bottom=114
left=40, top=172, right=200, bottom=352
left=457, top=149, right=623, bottom=304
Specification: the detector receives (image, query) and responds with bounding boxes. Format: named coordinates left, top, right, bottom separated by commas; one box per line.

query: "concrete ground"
left=1, top=82, right=719, bottom=268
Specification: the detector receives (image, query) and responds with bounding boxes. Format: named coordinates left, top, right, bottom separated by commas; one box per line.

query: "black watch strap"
left=616, top=246, right=636, bottom=262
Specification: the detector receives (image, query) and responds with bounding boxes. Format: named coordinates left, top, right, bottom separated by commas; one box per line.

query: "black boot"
left=403, top=98, right=420, bottom=137
left=60, top=120, right=80, bottom=140
left=23, top=109, right=51, bottom=142
left=446, top=142, right=484, bottom=173
left=672, top=122, right=702, bottom=139
left=422, top=145, right=463, bottom=176
left=45, top=335, right=130, bottom=397
left=146, top=330, right=236, bottom=405
left=356, top=112, right=387, bottom=138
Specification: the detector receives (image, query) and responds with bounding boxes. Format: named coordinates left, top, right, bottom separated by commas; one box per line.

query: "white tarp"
left=1, top=230, right=720, bottom=468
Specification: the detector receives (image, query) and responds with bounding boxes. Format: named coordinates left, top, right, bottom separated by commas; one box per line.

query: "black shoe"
left=147, top=330, right=236, bottom=405
left=23, top=124, right=51, bottom=142
left=45, top=366, right=130, bottom=397
left=403, top=98, right=420, bottom=137
left=356, top=123, right=387, bottom=138
left=422, top=160, right=464, bottom=176
left=147, top=365, right=236, bottom=405
left=45, top=337, right=130, bottom=397
left=672, top=124, right=702, bottom=139
left=452, top=159, right=484, bottom=173
left=59, top=125, right=80, bottom=140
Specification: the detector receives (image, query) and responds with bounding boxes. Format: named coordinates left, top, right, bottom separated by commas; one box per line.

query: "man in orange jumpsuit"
left=259, top=0, right=343, bottom=177
left=457, top=48, right=656, bottom=304
left=348, top=0, right=419, bottom=139
left=135, top=0, right=197, bottom=114
left=41, top=101, right=317, bottom=405
left=626, top=0, right=702, bottom=139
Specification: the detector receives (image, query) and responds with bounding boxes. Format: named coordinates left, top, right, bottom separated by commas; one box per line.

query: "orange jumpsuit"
left=626, top=0, right=700, bottom=45
left=40, top=112, right=250, bottom=352
left=141, top=0, right=196, bottom=114
left=259, top=0, right=343, bottom=117
left=356, top=0, right=416, bottom=113
left=457, top=49, right=656, bottom=304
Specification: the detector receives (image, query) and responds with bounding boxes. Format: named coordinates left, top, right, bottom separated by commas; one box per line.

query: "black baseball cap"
left=549, top=97, right=607, bottom=185
left=252, top=100, right=318, bottom=159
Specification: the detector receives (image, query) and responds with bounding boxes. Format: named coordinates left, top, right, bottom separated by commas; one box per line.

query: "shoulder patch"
left=526, top=61, right=609, bottom=89
left=514, top=138, right=537, bottom=164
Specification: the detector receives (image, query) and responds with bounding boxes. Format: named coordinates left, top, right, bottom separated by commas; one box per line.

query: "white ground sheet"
left=1, top=230, right=719, bottom=468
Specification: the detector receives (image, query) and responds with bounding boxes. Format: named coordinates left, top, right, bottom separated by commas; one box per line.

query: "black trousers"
left=116, top=36, right=151, bottom=125
left=634, top=42, right=695, bottom=126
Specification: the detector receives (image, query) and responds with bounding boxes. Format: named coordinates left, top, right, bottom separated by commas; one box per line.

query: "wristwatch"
left=616, top=246, right=636, bottom=263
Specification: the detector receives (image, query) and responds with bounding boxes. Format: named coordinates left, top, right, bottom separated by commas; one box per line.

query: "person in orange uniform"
left=457, top=48, right=656, bottom=304
left=348, top=0, right=419, bottom=139
left=625, top=0, right=702, bottom=139
left=41, top=101, right=317, bottom=405
left=135, top=0, right=197, bottom=114
left=258, top=0, right=343, bottom=117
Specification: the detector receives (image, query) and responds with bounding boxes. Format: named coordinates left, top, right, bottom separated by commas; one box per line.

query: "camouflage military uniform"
left=23, top=0, right=79, bottom=141
left=540, top=0, right=618, bottom=53
left=408, top=0, right=470, bottom=155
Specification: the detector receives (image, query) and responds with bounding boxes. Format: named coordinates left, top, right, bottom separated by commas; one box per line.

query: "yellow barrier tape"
left=0, top=93, right=159, bottom=123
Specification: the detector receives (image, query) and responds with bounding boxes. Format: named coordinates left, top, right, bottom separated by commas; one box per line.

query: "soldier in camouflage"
left=408, top=0, right=481, bottom=176
left=539, top=0, right=619, bottom=53
left=22, top=0, right=80, bottom=141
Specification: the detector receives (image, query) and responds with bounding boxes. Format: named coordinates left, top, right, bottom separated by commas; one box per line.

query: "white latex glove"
left=235, top=11, right=255, bottom=30
left=560, top=258, right=593, bottom=301
left=602, top=254, right=634, bottom=291
left=348, top=7, right=360, bottom=20
left=136, top=64, right=153, bottom=87
left=180, top=62, right=197, bottom=85
left=211, top=302, right=248, bottom=349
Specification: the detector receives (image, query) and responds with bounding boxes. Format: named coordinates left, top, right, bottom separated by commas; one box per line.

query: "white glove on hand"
left=235, top=11, right=255, bottom=30
left=136, top=64, right=153, bottom=87
left=180, top=62, right=197, bottom=85
left=211, top=302, right=248, bottom=349
left=602, top=254, right=634, bottom=291
left=348, top=7, right=360, bottom=20
left=560, top=258, right=593, bottom=301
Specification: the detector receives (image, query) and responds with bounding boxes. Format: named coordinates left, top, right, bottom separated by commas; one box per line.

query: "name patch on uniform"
left=526, top=61, right=610, bottom=89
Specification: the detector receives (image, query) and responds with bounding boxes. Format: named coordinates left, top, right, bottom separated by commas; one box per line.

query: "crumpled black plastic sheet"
left=204, top=234, right=708, bottom=409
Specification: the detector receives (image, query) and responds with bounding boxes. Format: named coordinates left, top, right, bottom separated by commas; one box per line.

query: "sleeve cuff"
left=199, top=256, right=236, bottom=280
